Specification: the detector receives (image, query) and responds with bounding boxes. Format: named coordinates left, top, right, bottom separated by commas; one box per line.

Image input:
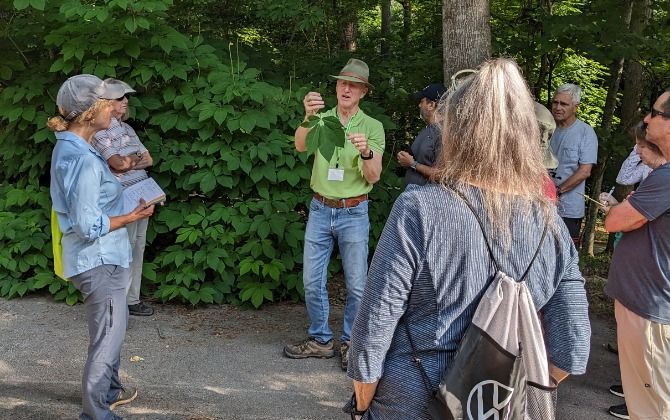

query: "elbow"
left=366, top=173, right=381, bottom=184
left=74, top=216, right=108, bottom=241
left=295, top=143, right=306, bottom=153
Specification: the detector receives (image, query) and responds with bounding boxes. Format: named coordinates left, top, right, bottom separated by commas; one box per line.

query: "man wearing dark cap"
left=397, top=83, right=445, bottom=186
left=284, top=58, right=385, bottom=371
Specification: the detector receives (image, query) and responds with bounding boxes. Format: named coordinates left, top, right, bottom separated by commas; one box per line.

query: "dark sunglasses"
left=650, top=107, right=670, bottom=119
left=114, top=94, right=130, bottom=101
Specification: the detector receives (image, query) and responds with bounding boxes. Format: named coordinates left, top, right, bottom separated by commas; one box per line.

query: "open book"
left=123, top=177, right=166, bottom=214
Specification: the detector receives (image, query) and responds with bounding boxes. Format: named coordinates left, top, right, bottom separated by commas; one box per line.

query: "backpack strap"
left=452, top=188, right=548, bottom=281
left=404, top=321, right=436, bottom=393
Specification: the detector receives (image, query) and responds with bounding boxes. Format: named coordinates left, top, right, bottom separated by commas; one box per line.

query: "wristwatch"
left=361, top=150, right=374, bottom=160
left=411, top=161, right=418, bottom=171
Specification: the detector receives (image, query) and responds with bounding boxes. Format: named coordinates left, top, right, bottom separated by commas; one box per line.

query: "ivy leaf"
left=13, top=0, right=29, bottom=10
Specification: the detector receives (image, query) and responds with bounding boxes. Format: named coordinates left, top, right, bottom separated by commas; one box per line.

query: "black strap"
left=452, top=188, right=548, bottom=282
left=404, top=321, right=435, bottom=393
left=404, top=188, right=549, bottom=395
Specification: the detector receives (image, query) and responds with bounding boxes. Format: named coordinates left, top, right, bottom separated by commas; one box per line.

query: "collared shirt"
left=309, top=107, right=385, bottom=199
left=405, top=124, right=441, bottom=186
left=549, top=118, right=598, bottom=218
left=50, top=131, right=131, bottom=278
left=92, top=118, right=149, bottom=187
left=615, top=146, right=652, bottom=186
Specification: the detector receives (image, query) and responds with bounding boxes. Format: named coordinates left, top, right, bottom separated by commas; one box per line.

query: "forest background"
left=0, top=0, right=668, bottom=308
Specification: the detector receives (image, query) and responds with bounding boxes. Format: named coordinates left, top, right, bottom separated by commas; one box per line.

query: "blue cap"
left=414, top=83, right=447, bottom=102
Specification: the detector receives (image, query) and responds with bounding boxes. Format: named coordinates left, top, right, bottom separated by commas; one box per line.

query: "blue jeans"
left=303, top=198, right=370, bottom=344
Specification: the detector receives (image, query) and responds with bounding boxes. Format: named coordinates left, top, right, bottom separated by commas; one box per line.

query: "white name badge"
left=327, top=168, right=345, bottom=181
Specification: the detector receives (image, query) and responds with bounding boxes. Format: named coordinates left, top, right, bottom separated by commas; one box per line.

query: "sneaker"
left=609, top=384, right=624, bottom=397
left=128, top=302, right=154, bottom=316
left=109, top=387, right=138, bottom=410
left=609, top=403, right=629, bottom=419
left=340, top=341, right=350, bottom=371
left=283, top=338, right=335, bottom=359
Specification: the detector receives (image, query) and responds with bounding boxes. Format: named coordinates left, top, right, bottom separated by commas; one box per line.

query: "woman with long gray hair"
left=345, top=58, right=591, bottom=419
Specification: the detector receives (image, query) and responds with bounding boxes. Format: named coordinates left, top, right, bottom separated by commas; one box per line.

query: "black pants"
left=561, top=217, right=583, bottom=248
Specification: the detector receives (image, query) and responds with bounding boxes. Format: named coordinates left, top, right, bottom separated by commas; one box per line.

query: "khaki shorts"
left=615, top=300, right=670, bottom=420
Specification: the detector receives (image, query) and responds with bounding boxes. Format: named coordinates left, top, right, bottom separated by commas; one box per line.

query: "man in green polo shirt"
left=283, top=59, right=385, bottom=371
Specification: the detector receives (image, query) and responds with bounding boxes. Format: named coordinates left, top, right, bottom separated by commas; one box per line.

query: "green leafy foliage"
left=0, top=0, right=401, bottom=309
left=301, top=115, right=345, bottom=162
left=4, top=0, right=666, bottom=307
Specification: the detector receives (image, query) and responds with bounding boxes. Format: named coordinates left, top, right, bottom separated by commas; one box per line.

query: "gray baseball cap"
left=56, top=74, right=126, bottom=121
left=103, top=78, right=137, bottom=96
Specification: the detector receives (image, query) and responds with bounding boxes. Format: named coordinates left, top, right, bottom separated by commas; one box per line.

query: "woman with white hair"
left=49, top=74, right=154, bottom=419
left=92, top=78, right=155, bottom=317
left=345, top=59, right=591, bottom=419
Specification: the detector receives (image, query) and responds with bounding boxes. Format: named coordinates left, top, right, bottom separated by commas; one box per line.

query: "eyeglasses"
left=650, top=108, right=670, bottom=119
left=114, top=94, right=129, bottom=101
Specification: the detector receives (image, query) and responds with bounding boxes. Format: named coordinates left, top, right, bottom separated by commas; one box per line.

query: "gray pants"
left=70, top=264, right=130, bottom=420
left=125, top=218, right=148, bottom=306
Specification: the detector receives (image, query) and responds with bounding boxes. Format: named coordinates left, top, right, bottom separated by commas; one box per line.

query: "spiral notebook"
left=122, top=177, right=166, bottom=213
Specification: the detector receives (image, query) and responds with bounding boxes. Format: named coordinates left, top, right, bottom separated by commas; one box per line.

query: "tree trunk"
left=442, top=0, right=491, bottom=82
left=381, top=0, right=391, bottom=56
left=620, top=0, right=650, bottom=130
left=532, top=0, right=553, bottom=100
left=333, top=0, right=358, bottom=52
left=400, top=0, right=411, bottom=41
left=604, top=0, right=650, bottom=253
left=581, top=2, right=634, bottom=257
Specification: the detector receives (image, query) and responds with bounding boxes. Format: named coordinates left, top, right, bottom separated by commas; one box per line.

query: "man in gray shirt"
left=602, top=89, right=670, bottom=420
left=549, top=83, right=598, bottom=247
left=397, top=83, right=445, bottom=186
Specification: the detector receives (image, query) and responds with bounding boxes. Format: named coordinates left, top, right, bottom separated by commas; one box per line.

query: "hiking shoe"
left=128, top=302, right=154, bottom=316
left=109, top=387, right=138, bottom=410
left=283, top=338, right=335, bottom=359
left=609, top=384, right=624, bottom=397
left=609, top=403, right=629, bottom=419
left=340, top=341, right=350, bottom=371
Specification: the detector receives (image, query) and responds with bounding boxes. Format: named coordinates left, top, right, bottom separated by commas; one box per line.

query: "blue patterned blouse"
left=347, top=184, right=591, bottom=419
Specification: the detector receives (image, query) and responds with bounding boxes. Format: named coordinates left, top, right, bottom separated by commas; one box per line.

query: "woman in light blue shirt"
left=48, top=74, right=154, bottom=420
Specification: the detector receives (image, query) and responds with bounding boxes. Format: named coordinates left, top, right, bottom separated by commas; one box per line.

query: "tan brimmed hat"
left=330, top=58, right=373, bottom=89
left=534, top=102, right=559, bottom=169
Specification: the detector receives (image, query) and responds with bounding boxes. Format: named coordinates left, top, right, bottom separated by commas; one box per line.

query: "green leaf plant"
left=300, top=115, right=345, bottom=162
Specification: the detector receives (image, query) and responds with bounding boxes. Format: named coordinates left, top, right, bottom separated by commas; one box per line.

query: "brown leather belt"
left=314, top=193, right=368, bottom=209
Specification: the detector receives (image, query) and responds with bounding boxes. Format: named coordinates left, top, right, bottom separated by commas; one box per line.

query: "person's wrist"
left=411, top=161, right=418, bottom=171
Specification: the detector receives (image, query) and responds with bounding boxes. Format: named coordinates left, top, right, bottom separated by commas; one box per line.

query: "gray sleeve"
left=541, top=227, right=591, bottom=374
left=628, top=166, right=670, bottom=221
left=616, top=147, right=650, bottom=185
left=579, top=125, right=598, bottom=165
left=347, top=193, right=421, bottom=382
